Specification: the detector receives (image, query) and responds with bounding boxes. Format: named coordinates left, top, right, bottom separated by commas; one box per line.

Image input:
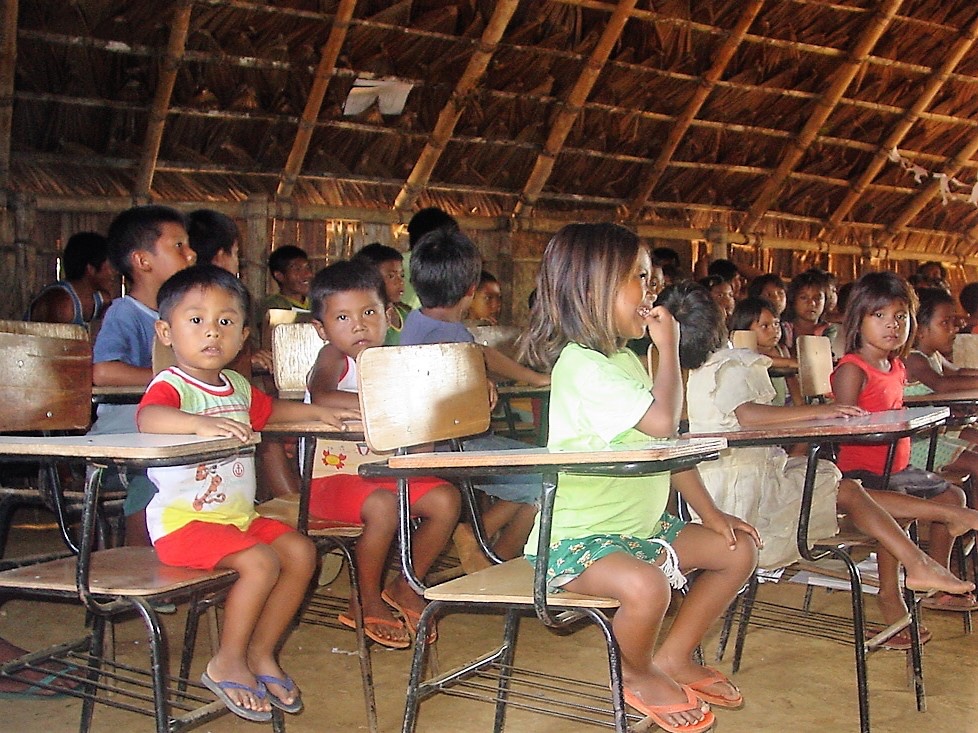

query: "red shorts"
left=154, top=517, right=294, bottom=570
left=309, top=474, right=447, bottom=525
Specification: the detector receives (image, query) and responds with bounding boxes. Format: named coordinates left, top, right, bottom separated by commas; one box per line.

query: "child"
left=519, top=223, right=759, bottom=733
left=138, top=265, right=357, bottom=721
left=306, top=260, right=461, bottom=647
left=699, top=275, right=735, bottom=321
left=351, top=242, right=412, bottom=344
left=401, top=226, right=547, bottom=572
left=466, top=270, right=503, bottom=326
left=26, top=231, right=115, bottom=327
left=258, top=245, right=313, bottom=341
left=746, top=273, right=787, bottom=317
left=91, top=205, right=197, bottom=546
left=187, top=209, right=240, bottom=275
left=728, top=297, right=800, bottom=407
left=402, top=206, right=458, bottom=310
left=782, top=270, right=837, bottom=354
left=673, top=281, right=976, bottom=648
left=958, top=282, right=978, bottom=333
left=832, top=272, right=978, bottom=637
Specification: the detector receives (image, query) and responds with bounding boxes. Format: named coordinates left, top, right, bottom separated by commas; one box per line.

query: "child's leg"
left=916, top=485, right=967, bottom=567
left=256, top=439, right=300, bottom=501
left=492, top=502, right=538, bottom=560
left=655, top=524, right=756, bottom=699
left=565, top=553, right=707, bottom=728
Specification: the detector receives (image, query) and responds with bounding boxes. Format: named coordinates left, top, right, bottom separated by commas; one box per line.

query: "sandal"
left=622, top=685, right=715, bottom=733
left=381, top=589, right=438, bottom=644
left=337, top=612, right=411, bottom=649
left=685, top=666, right=743, bottom=709
left=920, top=591, right=978, bottom=612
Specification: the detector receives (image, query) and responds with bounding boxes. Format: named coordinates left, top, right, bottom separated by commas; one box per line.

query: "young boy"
left=138, top=265, right=357, bottom=721
left=259, top=245, right=312, bottom=322
left=465, top=270, right=503, bottom=326
left=307, top=260, right=460, bottom=647
left=90, top=205, right=197, bottom=546
left=400, top=227, right=547, bottom=571
left=351, top=242, right=412, bottom=344
left=26, top=231, right=115, bottom=327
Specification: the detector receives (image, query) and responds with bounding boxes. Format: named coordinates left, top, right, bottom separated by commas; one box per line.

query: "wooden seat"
left=797, top=334, right=833, bottom=403
left=730, top=329, right=758, bottom=350
left=272, top=322, right=323, bottom=399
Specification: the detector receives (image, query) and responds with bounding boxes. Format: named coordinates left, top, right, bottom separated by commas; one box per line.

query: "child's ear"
left=241, top=325, right=250, bottom=343
left=154, top=318, right=173, bottom=346
left=272, top=270, right=286, bottom=287
left=132, top=249, right=153, bottom=273
left=465, top=283, right=478, bottom=297
left=311, top=318, right=329, bottom=342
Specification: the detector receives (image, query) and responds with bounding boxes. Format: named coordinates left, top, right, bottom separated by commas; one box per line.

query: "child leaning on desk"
left=516, top=222, right=759, bottom=733
left=670, top=280, right=976, bottom=652
left=832, top=272, right=978, bottom=639
left=137, top=265, right=357, bottom=722
left=306, top=259, right=461, bottom=649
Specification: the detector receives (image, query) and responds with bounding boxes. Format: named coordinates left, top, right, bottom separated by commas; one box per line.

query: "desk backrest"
left=797, top=335, right=833, bottom=401
left=730, top=330, right=758, bottom=351
left=357, top=343, right=491, bottom=453
left=0, top=322, right=92, bottom=431
left=953, top=333, right=978, bottom=369
left=272, top=322, right=323, bottom=396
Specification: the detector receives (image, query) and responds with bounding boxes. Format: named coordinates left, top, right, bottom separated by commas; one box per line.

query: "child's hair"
left=656, top=281, right=727, bottom=370
left=842, top=271, right=918, bottom=358
left=157, top=265, right=251, bottom=325
left=651, top=246, right=681, bottom=268
left=729, top=296, right=777, bottom=333
left=267, top=245, right=308, bottom=275
left=917, top=260, right=948, bottom=281
left=309, top=259, right=387, bottom=319
left=959, top=282, right=978, bottom=315
left=746, top=273, right=785, bottom=300
left=62, top=231, right=109, bottom=280
left=353, top=242, right=403, bottom=267
left=187, top=209, right=239, bottom=265
left=783, top=269, right=829, bottom=321
left=518, top=222, right=643, bottom=371
left=478, top=270, right=499, bottom=288
left=107, top=204, right=187, bottom=279
left=407, top=207, right=458, bottom=249
left=837, top=281, right=854, bottom=314
left=409, top=228, right=482, bottom=309
left=915, top=287, right=955, bottom=328
left=707, top=258, right=740, bottom=283
left=698, top=274, right=725, bottom=292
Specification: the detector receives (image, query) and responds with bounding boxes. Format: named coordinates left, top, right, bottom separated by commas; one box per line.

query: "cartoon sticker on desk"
left=313, top=440, right=374, bottom=478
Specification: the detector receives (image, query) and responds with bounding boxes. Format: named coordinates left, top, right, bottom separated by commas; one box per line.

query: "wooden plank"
left=0, top=432, right=259, bottom=461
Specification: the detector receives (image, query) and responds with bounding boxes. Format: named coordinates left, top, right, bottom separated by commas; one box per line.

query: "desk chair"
left=730, top=330, right=757, bottom=351
left=271, top=322, right=323, bottom=399
left=356, top=343, right=724, bottom=733
left=797, top=334, right=833, bottom=404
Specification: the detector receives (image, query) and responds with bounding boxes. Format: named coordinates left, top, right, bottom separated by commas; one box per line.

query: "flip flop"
left=337, top=612, right=411, bottom=649
left=0, top=662, right=82, bottom=699
left=255, top=674, right=303, bottom=714
left=381, top=589, right=438, bottom=644
left=622, top=685, right=715, bottom=733
left=920, top=591, right=978, bottom=612
left=867, top=624, right=933, bottom=651
left=684, top=666, right=743, bottom=709
left=200, top=670, right=272, bottom=722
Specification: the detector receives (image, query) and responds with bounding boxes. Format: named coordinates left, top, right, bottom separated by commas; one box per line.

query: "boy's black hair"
left=916, top=287, right=955, bottom=327
left=267, top=245, right=308, bottom=275
left=407, top=207, right=458, bottom=249
left=478, top=270, right=498, bottom=287
left=707, top=258, right=740, bottom=283
left=746, top=272, right=785, bottom=300
left=651, top=246, right=681, bottom=268
left=698, top=274, right=724, bottom=291
left=352, top=242, right=403, bottom=266
left=960, top=282, right=978, bottom=316
left=62, top=231, right=108, bottom=281
left=409, top=228, right=482, bottom=309
left=106, top=204, right=187, bottom=279
left=157, top=265, right=251, bottom=325
left=917, top=260, right=948, bottom=281
left=655, top=281, right=727, bottom=370
left=729, top=297, right=778, bottom=333
left=187, top=209, right=239, bottom=265
left=309, top=259, right=387, bottom=319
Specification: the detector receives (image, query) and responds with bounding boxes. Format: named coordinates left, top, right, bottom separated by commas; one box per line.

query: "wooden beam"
left=133, top=1, right=191, bottom=202
left=821, top=9, right=978, bottom=237
left=277, top=0, right=357, bottom=198
left=513, top=0, right=637, bottom=218
left=393, top=0, right=519, bottom=215
left=740, top=0, right=903, bottom=234
left=0, top=0, right=18, bottom=194
left=626, top=0, right=764, bottom=216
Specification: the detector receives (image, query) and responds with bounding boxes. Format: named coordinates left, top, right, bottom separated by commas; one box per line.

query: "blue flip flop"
left=256, top=674, right=303, bottom=714
left=200, top=670, right=272, bottom=722
left=0, top=672, right=69, bottom=699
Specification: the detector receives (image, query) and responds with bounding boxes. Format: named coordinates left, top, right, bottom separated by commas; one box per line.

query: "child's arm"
left=734, top=400, right=866, bottom=428
left=904, top=351, right=978, bottom=391
left=672, top=468, right=761, bottom=550
left=307, top=342, right=360, bottom=410
left=266, top=398, right=359, bottom=429
left=92, top=361, right=154, bottom=387
left=831, top=361, right=867, bottom=406
left=635, top=306, right=682, bottom=437
left=483, top=346, right=550, bottom=387
left=138, top=405, right=254, bottom=442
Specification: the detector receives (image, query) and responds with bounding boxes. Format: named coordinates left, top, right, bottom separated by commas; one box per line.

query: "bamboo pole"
left=741, top=0, right=903, bottom=234
left=627, top=0, right=765, bottom=216
left=822, top=9, right=978, bottom=237
left=133, top=1, right=191, bottom=201
left=392, top=0, right=519, bottom=214
left=513, top=0, right=638, bottom=218
left=0, top=0, right=17, bottom=194
left=277, top=0, right=357, bottom=198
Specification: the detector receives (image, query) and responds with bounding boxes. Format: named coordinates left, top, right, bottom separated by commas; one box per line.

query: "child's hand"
left=815, top=404, right=867, bottom=420
left=194, top=416, right=253, bottom=442
left=311, top=405, right=360, bottom=430
left=702, top=510, right=763, bottom=551
left=643, top=305, right=679, bottom=352
left=486, top=379, right=499, bottom=411
left=250, top=349, right=275, bottom=373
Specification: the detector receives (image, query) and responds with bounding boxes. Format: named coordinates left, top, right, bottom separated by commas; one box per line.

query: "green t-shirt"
left=525, top=344, right=669, bottom=552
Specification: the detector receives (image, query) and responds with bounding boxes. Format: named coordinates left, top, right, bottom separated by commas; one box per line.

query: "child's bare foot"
left=382, top=577, right=436, bottom=643
left=202, top=658, right=271, bottom=719
left=657, top=659, right=742, bottom=708
left=621, top=667, right=711, bottom=729
left=338, top=599, right=410, bottom=648
left=943, top=507, right=978, bottom=539
left=903, top=554, right=974, bottom=596
left=248, top=656, right=302, bottom=713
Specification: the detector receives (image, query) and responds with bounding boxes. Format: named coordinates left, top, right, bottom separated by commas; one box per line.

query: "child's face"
left=155, top=285, right=248, bottom=384
left=314, top=288, right=388, bottom=359
left=212, top=241, right=240, bottom=277
left=793, top=285, right=825, bottom=324
left=859, top=298, right=910, bottom=357
left=648, top=266, right=664, bottom=300
left=377, top=259, right=405, bottom=304
left=276, top=257, right=313, bottom=299
left=613, top=249, right=654, bottom=340
left=710, top=281, right=735, bottom=318
left=141, top=222, right=196, bottom=286
left=760, top=282, right=787, bottom=316
left=750, top=309, right=782, bottom=350
left=917, top=302, right=957, bottom=354
left=469, top=280, right=502, bottom=323
left=824, top=281, right=839, bottom=312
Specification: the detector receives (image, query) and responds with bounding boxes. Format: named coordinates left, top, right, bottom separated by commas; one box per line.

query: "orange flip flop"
left=337, top=612, right=411, bottom=649
left=381, top=589, right=438, bottom=644
left=685, top=666, right=743, bottom=709
left=622, top=685, right=715, bottom=733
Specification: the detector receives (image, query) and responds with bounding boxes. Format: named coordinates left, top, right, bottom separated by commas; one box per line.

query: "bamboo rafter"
left=393, top=0, right=519, bottom=214
left=277, top=0, right=356, bottom=198
left=741, top=0, right=903, bottom=234
left=0, top=0, right=18, bottom=192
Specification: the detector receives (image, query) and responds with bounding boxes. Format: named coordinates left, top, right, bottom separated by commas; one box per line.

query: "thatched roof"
left=7, top=0, right=978, bottom=261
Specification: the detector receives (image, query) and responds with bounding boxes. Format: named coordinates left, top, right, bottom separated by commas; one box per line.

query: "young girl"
left=782, top=270, right=838, bottom=354
left=746, top=273, right=787, bottom=318
left=518, top=223, right=759, bottom=733
left=728, top=297, right=800, bottom=407
left=832, top=272, right=978, bottom=638
left=671, top=281, right=976, bottom=645
left=699, top=275, right=735, bottom=321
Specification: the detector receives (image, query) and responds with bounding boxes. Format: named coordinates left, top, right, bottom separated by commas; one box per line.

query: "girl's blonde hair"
left=842, top=271, right=918, bottom=358
left=517, top=223, right=642, bottom=371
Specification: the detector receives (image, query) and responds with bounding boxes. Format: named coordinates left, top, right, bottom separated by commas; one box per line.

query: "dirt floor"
left=3, top=520, right=978, bottom=733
